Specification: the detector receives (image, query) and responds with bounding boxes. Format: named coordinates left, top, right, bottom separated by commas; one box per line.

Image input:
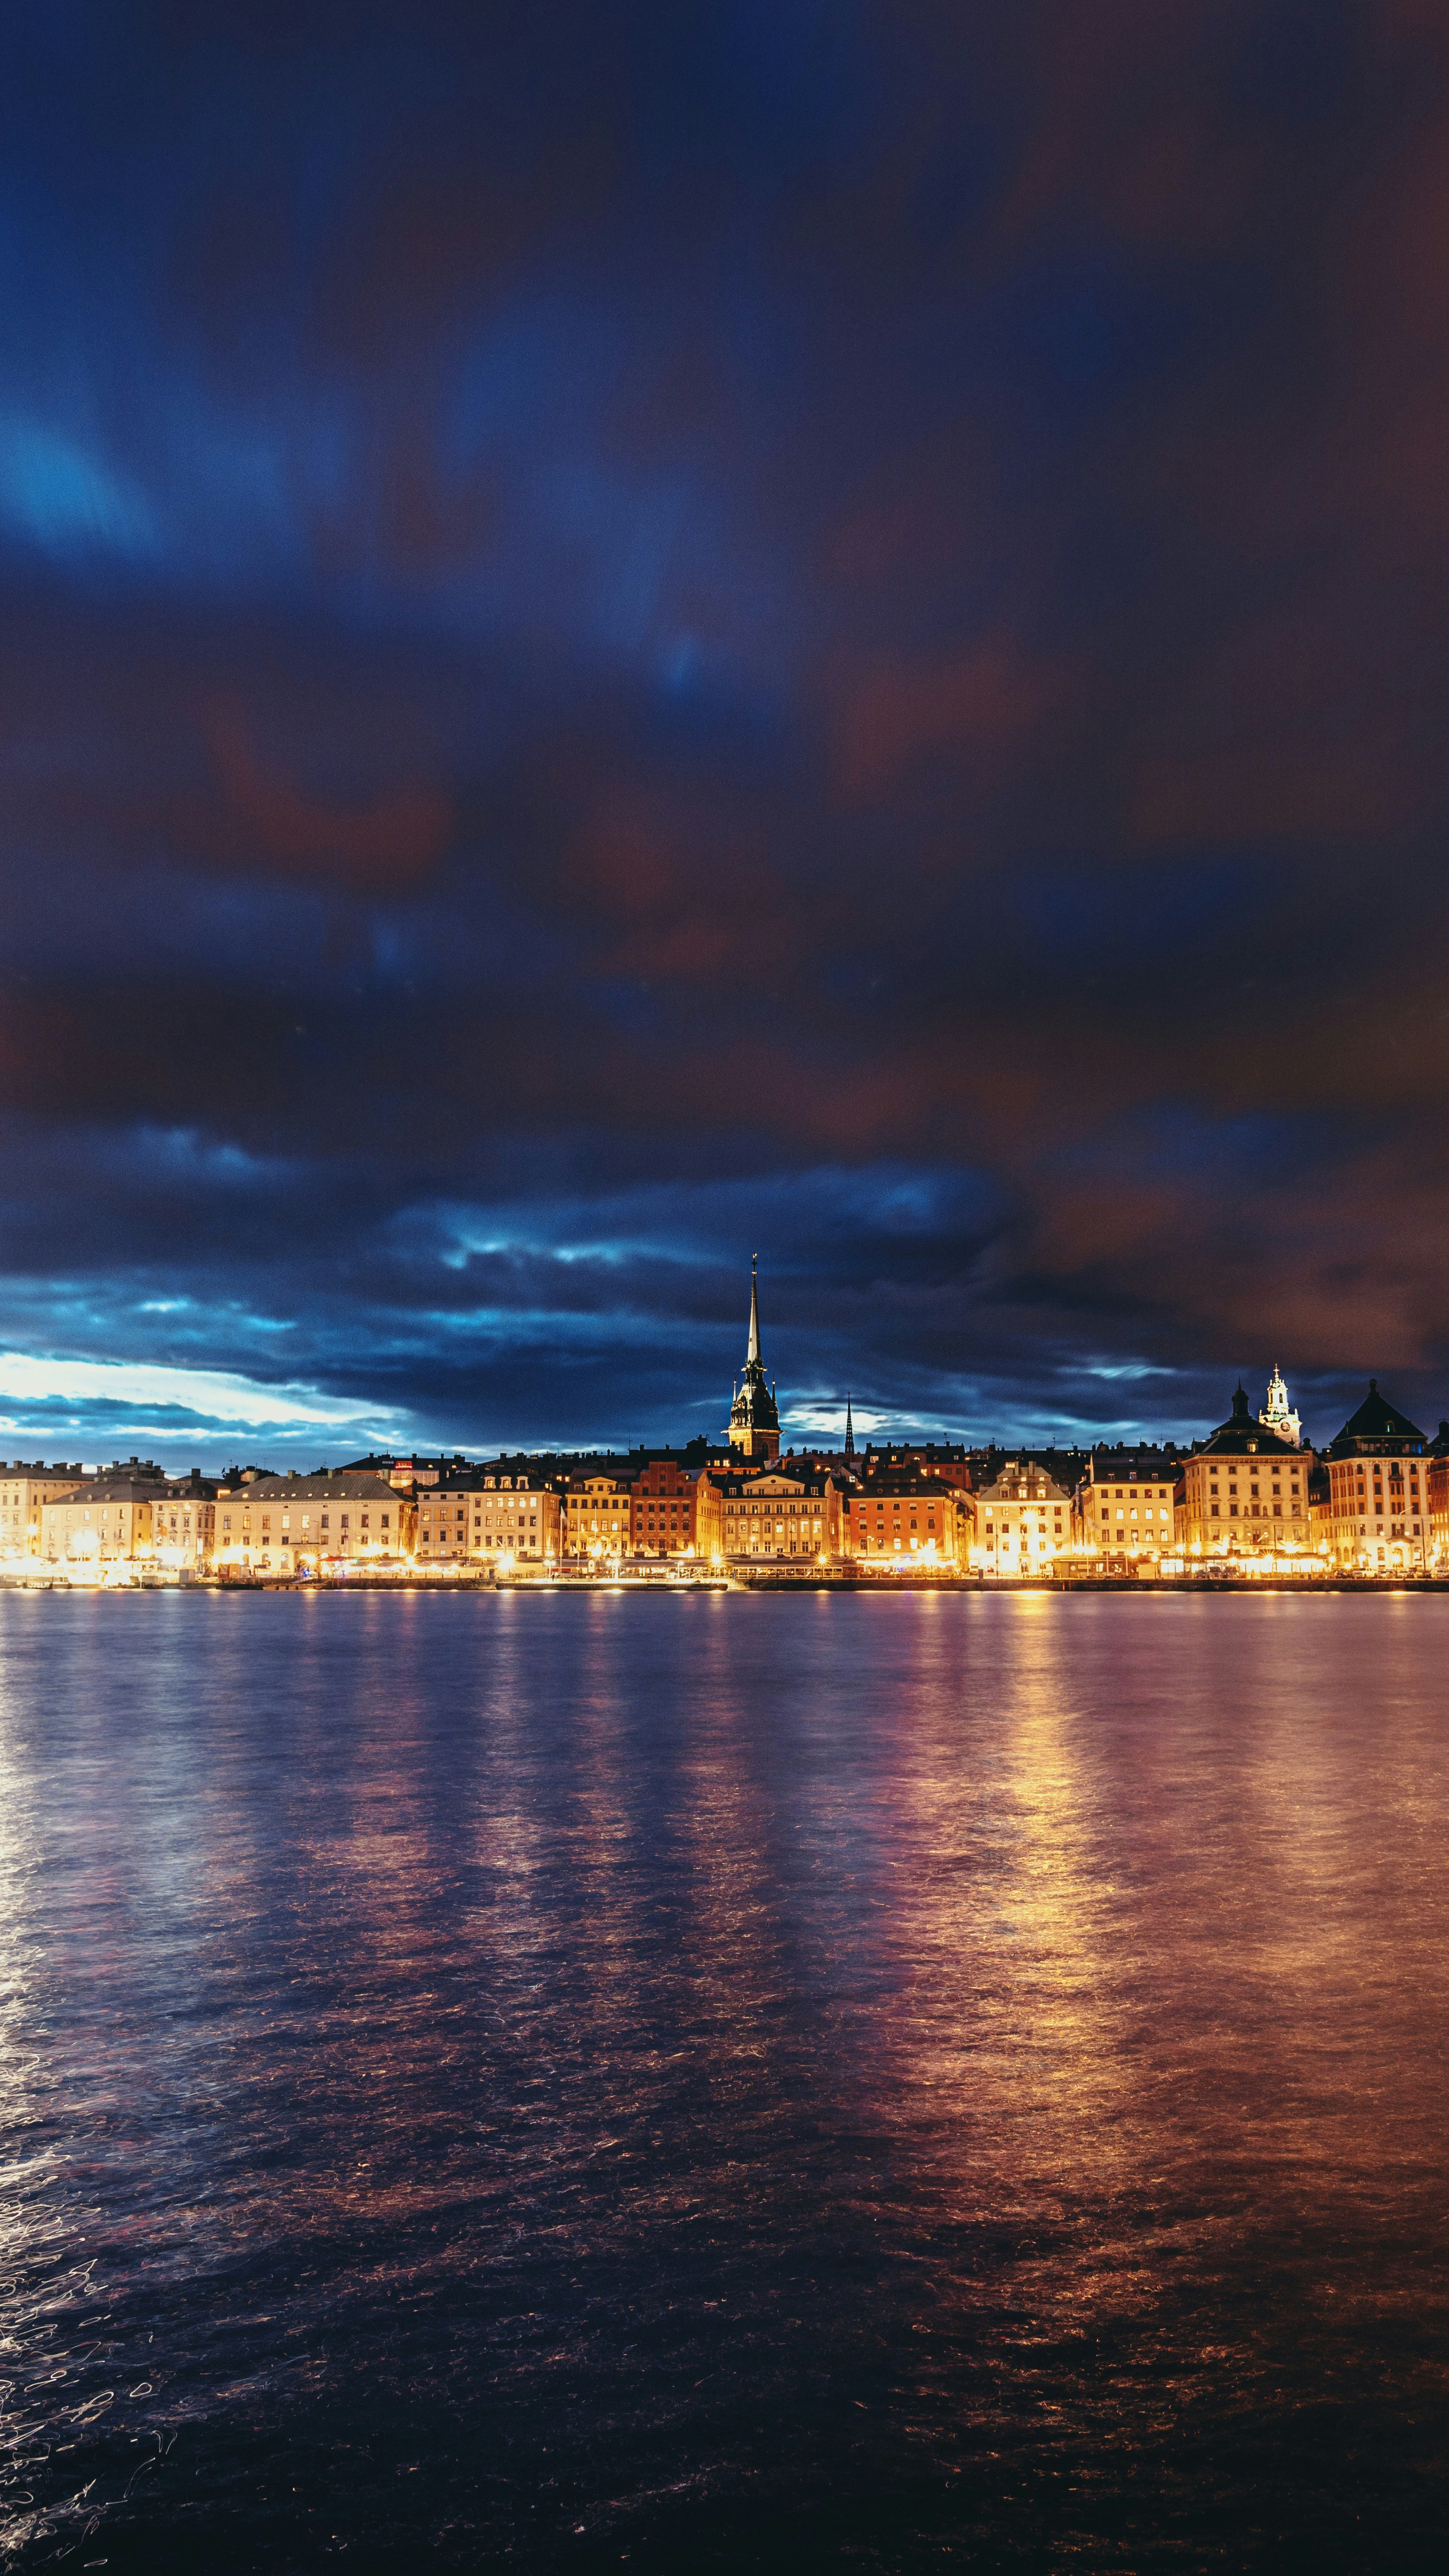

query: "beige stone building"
left=1175, top=1388, right=1311, bottom=1558
left=971, top=1461, right=1071, bottom=1575
left=42, top=1477, right=158, bottom=1565
left=416, top=1468, right=562, bottom=1567
left=841, top=1471, right=965, bottom=1566
left=1322, top=1383, right=1429, bottom=1572
left=214, top=1472, right=413, bottom=1572
left=151, top=1476, right=217, bottom=1570
left=699, top=1463, right=845, bottom=1563
left=1, top=1462, right=86, bottom=1558
left=1076, top=1449, right=1181, bottom=1564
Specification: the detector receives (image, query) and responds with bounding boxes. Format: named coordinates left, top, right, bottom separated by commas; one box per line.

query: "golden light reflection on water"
left=2, top=1589, right=1449, bottom=2567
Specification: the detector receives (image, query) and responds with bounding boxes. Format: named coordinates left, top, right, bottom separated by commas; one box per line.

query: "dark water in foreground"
left=2, top=1592, right=1447, bottom=2573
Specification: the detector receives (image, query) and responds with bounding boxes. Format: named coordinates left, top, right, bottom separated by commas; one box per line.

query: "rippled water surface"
left=2, top=1589, right=1448, bottom=2573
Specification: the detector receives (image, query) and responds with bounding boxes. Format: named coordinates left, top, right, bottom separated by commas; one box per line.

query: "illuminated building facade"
left=563, top=1471, right=635, bottom=1562
left=630, top=1458, right=702, bottom=1558
left=416, top=1470, right=561, bottom=1565
left=841, top=1471, right=964, bottom=1565
left=726, top=1258, right=781, bottom=1461
left=42, top=1477, right=158, bottom=1564
left=214, top=1472, right=413, bottom=1572
left=1323, top=1383, right=1429, bottom=1571
left=1175, top=1390, right=1309, bottom=1556
left=1075, top=1449, right=1181, bottom=1562
left=700, top=1464, right=844, bottom=1562
left=1427, top=1421, right=1449, bottom=1568
left=1, top=1462, right=85, bottom=1557
left=972, top=1461, right=1070, bottom=1574
left=152, top=1474, right=217, bottom=1569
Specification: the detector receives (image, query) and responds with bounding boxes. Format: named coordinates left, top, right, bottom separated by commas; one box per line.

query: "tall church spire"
left=726, top=1255, right=781, bottom=1460
left=844, top=1393, right=855, bottom=1456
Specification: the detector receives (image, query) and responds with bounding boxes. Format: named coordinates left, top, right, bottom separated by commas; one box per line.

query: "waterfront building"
left=1174, top=1391, right=1310, bottom=1558
left=152, top=1472, right=217, bottom=1570
left=1323, top=1383, right=1429, bottom=1571
left=700, top=1463, right=844, bottom=1563
left=563, top=1470, right=636, bottom=1563
left=630, top=1456, right=703, bottom=1558
left=416, top=1468, right=562, bottom=1566
left=41, top=1477, right=158, bottom=1565
left=841, top=1470, right=965, bottom=1566
left=1, top=1461, right=86, bottom=1558
left=1427, top=1421, right=1449, bottom=1568
left=415, top=1473, right=481, bottom=1562
left=727, top=1258, right=782, bottom=1461
left=1259, top=1367, right=1302, bottom=1446
left=1076, top=1448, right=1182, bottom=1563
left=213, top=1471, right=414, bottom=1573
left=971, top=1461, right=1071, bottom=1575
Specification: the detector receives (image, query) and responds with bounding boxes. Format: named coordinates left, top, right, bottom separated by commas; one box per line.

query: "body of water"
left=1, top=1589, right=1447, bottom=2571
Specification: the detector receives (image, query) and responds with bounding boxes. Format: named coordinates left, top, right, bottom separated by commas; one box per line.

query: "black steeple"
left=727, top=1255, right=781, bottom=1460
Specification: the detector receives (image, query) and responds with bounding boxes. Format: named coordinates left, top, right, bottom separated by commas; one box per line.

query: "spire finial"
left=746, top=1257, right=761, bottom=1366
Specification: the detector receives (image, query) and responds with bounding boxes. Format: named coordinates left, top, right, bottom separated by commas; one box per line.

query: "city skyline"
left=0, top=1295, right=1440, bottom=1474
left=9, top=1361, right=1443, bottom=1583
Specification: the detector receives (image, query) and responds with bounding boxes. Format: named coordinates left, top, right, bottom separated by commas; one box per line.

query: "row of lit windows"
left=244, top=1507, right=388, bottom=1524
left=1338, top=1504, right=1431, bottom=1525
left=1334, top=1469, right=1421, bottom=1487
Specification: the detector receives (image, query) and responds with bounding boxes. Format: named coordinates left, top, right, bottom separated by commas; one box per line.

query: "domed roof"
left=1196, top=1383, right=1300, bottom=1460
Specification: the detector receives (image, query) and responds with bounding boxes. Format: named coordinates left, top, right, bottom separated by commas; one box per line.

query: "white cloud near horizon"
left=0, top=1350, right=405, bottom=1433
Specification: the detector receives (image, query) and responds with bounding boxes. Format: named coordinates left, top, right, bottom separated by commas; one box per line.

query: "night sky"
left=3, top=1, right=1448, bottom=1467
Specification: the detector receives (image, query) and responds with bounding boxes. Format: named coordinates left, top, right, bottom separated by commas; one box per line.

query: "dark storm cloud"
left=2, top=0, right=1449, bottom=1457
